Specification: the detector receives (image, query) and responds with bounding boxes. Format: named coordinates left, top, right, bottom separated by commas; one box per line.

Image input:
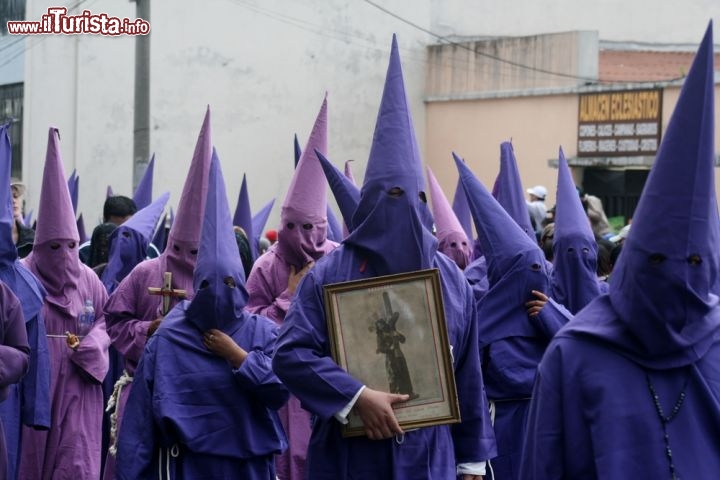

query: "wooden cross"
left=147, top=272, right=187, bottom=316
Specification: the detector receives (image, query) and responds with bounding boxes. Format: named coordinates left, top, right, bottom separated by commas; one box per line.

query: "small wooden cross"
left=148, top=272, right=187, bottom=316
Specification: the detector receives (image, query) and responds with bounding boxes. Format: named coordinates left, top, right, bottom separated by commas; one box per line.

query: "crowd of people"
left=0, top=23, right=716, bottom=480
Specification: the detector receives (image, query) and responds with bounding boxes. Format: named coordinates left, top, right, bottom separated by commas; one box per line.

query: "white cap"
left=609, top=224, right=631, bottom=243
left=526, top=185, right=547, bottom=200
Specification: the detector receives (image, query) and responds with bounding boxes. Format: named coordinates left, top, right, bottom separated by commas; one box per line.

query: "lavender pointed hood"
left=345, top=35, right=437, bottom=275
left=26, top=128, right=82, bottom=305
left=344, top=160, right=357, bottom=186
left=316, top=150, right=360, bottom=234
left=551, top=147, right=601, bottom=314
left=494, top=142, right=535, bottom=239
left=233, top=174, right=257, bottom=260
left=427, top=166, right=472, bottom=269
left=161, top=107, right=212, bottom=297
left=293, top=133, right=302, bottom=168
left=573, top=23, right=720, bottom=369
left=278, top=94, right=333, bottom=268
left=77, top=213, right=88, bottom=243
left=132, top=154, right=155, bottom=209
left=106, top=185, right=114, bottom=199
left=186, top=149, right=248, bottom=333
left=456, top=155, right=550, bottom=345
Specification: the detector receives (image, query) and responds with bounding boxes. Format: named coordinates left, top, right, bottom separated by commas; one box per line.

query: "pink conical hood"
left=344, top=160, right=357, bottom=186
left=35, top=128, right=79, bottom=244
left=281, top=94, right=328, bottom=223
left=427, top=166, right=467, bottom=241
left=167, top=107, right=212, bottom=245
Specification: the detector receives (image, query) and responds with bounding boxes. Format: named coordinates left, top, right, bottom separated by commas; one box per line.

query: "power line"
left=362, top=0, right=684, bottom=85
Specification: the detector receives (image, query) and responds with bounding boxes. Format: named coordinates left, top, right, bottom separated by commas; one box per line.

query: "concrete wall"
left=20, top=0, right=720, bottom=229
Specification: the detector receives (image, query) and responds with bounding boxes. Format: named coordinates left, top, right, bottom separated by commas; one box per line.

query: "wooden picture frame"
left=323, top=268, right=460, bottom=437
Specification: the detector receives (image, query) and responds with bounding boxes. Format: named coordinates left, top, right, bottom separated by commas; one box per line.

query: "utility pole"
left=132, top=0, right=151, bottom=191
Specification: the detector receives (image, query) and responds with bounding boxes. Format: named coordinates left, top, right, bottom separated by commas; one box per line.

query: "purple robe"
left=245, top=240, right=337, bottom=480
left=520, top=296, right=720, bottom=478
left=0, top=283, right=31, bottom=479
left=272, top=249, right=496, bottom=478
left=116, top=302, right=288, bottom=480
left=103, top=257, right=192, bottom=479
left=18, top=258, right=109, bottom=479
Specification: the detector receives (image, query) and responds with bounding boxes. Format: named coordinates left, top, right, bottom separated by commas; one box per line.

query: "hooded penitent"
left=550, top=146, right=602, bottom=314
left=344, top=36, right=437, bottom=275
left=115, top=149, right=287, bottom=479
left=185, top=149, right=249, bottom=332
left=27, top=128, right=81, bottom=305
left=132, top=154, right=155, bottom=210
left=233, top=174, right=257, bottom=261
left=277, top=94, right=332, bottom=269
left=0, top=124, right=49, bottom=480
left=574, top=23, right=720, bottom=369
left=160, top=106, right=212, bottom=297
left=519, top=24, right=720, bottom=480
left=316, top=150, right=360, bottom=235
left=427, top=166, right=472, bottom=269
left=452, top=173, right=474, bottom=245
left=456, top=154, right=550, bottom=480
left=101, top=192, right=169, bottom=294
left=344, top=159, right=357, bottom=186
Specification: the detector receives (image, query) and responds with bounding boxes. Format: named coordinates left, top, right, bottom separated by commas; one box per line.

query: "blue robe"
left=520, top=295, right=720, bottom=478
left=0, top=265, right=50, bottom=480
left=273, top=247, right=496, bottom=479
left=116, top=301, right=288, bottom=480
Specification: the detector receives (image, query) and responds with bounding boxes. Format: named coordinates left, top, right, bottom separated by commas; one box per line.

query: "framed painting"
left=323, top=268, right=460, bottom=437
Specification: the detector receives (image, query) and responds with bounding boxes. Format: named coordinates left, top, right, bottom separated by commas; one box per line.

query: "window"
left=0, top=83, right=24, bottom=178
left=0, top=0, right=26, bottom=35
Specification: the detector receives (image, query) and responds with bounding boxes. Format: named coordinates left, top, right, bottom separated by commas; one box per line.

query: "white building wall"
left=21, top=0, right=720, bottom=229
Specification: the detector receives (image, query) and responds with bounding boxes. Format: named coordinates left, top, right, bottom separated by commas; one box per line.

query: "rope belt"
left=106, top=370, right=134, bottom=456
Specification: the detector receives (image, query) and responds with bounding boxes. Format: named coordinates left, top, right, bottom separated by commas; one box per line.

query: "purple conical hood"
left=233, top=174, right=257, bottom=260
left=494, top=142, right=535, bottom=239
left=76, top=214, right=88, bottom=243
left=35, top=128, right=79, bottom=244
left=132, top=154, right=155, bottom=209
left=316, top=150, right=360, bottom=233
left=186, top=148, right=248, bottom=333
left=344, top=160, right=357, bottom=186
left=604, top=22, right=720, bottom=366
left=345, top=35, right=437, bottom=275
left=455, top=154, right=546, bottom=285
left=123, top=191, right=169, bottom=241
left=0, top=125, right=17, bottom=266
left=67, top=169, right=78, bottom=215
left=551, top=147, right=600, bottom=313
left=293, top=133, right=302, bottom=168
left=167, top=107, right=212, bottom=245
left=427, top=166, right=472, bottom=269
left=452, top=175, right=474, bottom=243
left=278, top=94, right=332, bottom=268
left=152, top=212, right=168, bottom=253
left=251, top=199, right=274, bottom=244
left=106, top=185, right=114, bottom=199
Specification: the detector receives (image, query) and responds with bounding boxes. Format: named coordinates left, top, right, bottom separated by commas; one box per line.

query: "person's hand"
left=203, top=329, right=247, bottom=368
left=288, top=261, right=314, bottom=294
left=147, top=317, right=163, bottom=337
left=525, top=290, right=549, bottom=317
left=354, top=387, right=409, bottom=440
left=65, top=331, right=80, bottom=350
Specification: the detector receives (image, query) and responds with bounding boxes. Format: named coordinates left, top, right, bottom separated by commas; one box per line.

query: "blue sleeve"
left=116, top=340, right=158, bottom=480
left=233, top=324, right=289, bottom=410
left=272, top=270, right=364, bottom=420
left=20, top=313, right=51, bottom=429
left=530, top=298, right=574, bottom=339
